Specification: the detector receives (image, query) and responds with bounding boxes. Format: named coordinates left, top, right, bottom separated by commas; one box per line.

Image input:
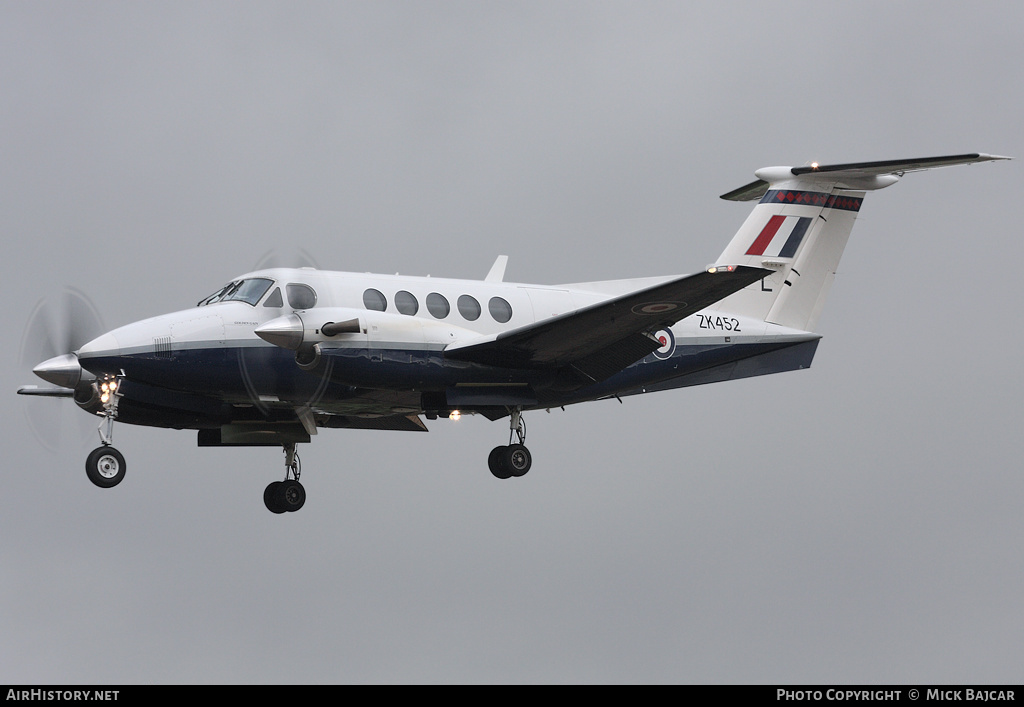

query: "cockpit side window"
left=262, top=287, right=284, bottom=308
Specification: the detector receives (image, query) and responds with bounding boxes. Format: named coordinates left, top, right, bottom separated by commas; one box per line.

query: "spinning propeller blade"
left=19, top=288, right=106, bottom=451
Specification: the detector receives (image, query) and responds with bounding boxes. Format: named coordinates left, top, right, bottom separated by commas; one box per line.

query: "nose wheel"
left=488, top=408, right=532, bottom=479
left=86, top=445, right=126, bottom=488
left=264, top=443, right=306, bottom=513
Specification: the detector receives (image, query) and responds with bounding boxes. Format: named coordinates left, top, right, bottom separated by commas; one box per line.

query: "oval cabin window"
left=457, top=295, right=481, bottom=321
left=363, top=288, right=387, bottom=312
left=395, top=290, right=418, bottom=315
left=488, top=297, right=512, bottom=323
left=426, top=293, right=450, bottom=319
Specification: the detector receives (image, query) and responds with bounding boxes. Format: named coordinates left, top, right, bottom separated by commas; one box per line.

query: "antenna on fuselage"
left=485, top=255, right=508, bottom=283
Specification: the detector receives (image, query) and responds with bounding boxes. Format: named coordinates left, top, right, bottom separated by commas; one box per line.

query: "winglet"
left=485, top=255, right=508, bottom=283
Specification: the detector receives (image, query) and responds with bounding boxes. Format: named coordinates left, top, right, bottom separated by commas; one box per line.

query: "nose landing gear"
left=264, top=443, right=306, bottom=514
left=86, top=373, right=127, bottom=489
left=86, top=445, right=126, bottom=488
left=488, top=408, right=532, bottom=479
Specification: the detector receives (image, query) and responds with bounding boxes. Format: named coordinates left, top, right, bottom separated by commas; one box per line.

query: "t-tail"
left=710, top=153, right=1009, bottom=332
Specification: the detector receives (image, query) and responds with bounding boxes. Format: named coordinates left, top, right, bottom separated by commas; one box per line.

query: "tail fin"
left=711, top=153, right=1008, bottom=331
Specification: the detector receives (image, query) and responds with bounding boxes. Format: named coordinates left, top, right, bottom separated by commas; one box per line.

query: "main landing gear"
left=86, top=374, right=127, bottom=488
left=264, top=442, right=306, bottom=514
left=488, top=408, right=532, bottom=479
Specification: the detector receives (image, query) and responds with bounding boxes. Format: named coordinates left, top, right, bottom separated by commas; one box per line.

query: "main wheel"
left=264, top=481, right=286, bottom=514
left=86, top=446, right=126, bottom=488
left=488, top=446, right=512, bottom=479
left=279, top=480, right=306, bottom=512
left=504, top=444, right=532, bottom=477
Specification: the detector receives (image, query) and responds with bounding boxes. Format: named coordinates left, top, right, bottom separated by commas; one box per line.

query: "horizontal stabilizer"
left=720, top=153, right=1010, bottom=201
left=789, top=153, right=1011, bottom=176
left=720, top=179, right=773, bottom=202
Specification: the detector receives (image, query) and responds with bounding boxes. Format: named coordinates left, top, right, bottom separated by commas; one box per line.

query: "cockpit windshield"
left=197, top=278, right=274, bottom=307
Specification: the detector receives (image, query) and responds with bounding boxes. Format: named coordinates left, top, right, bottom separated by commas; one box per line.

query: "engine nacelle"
left=255, top=308, right=367, bottom=351
left=73, top=378, right=103, bottom=415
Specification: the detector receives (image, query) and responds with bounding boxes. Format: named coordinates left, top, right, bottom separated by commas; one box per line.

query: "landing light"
left=93, top=374, right=122, bottom=412
left=449, top=410, right=461, bottom=421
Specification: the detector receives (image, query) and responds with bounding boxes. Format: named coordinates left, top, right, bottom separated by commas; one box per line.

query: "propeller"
left=251, top=247, right=320, bottom=271
left=19, top=288, right=106, bottom=451
left=239, top=249, right=333, bottom=424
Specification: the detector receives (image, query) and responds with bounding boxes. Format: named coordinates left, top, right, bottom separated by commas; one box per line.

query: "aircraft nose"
left=33, top=353, right=83, bottom=388
left=78, top=332, right=120, bottom=359
left=77, top=331, right=122, bottom=376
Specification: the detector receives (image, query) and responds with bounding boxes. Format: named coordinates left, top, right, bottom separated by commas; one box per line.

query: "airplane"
left=19, top=153, right=1008, bottom=513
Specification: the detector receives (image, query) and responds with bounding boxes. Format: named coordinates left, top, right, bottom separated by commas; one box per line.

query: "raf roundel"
left=652, top=328, right=675, bottom=360
left=631, top=302, right=683, bottom=316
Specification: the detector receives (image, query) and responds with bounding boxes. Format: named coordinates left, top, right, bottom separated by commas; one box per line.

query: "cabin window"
left=426, top=293, right=449, bottom=319
left=286, top=283, right=317, bottom=310
left=395, top=290, right=418, bottom=316
left=488, top=297, right=512, bottom=323
left=458, top=295, right=481, bottom=321
left=363, top=288, right=387, bottom=312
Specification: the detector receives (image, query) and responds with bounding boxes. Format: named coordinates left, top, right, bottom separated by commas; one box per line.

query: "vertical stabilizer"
left=710, top=153, right=1009, bottom=331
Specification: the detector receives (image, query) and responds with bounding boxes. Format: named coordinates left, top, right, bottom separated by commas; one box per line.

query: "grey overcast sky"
left=2, top=1, right=1022, bottom=684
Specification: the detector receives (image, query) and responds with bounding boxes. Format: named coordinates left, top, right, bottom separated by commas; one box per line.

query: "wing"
left=17, top=385, right=75, bottom=397
left=444, top=265, right=769, bottom=382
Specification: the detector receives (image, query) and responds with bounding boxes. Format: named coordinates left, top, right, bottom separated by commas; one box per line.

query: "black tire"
left=264, top=481, right=286, bottom=514
left=488, top=446, right=512, bottom=479
left=85, top=446, right=126, bottom=488
left=504, top=444, right=532, bottom=477
left=279, top=480, right=306, bottom=512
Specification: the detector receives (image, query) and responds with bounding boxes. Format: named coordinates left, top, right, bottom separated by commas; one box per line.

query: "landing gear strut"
left=488, top=408, right=532, bottom=479
left=264, top=443, right=306, bottom=514
left=86, top=374, right=127, bottom=488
